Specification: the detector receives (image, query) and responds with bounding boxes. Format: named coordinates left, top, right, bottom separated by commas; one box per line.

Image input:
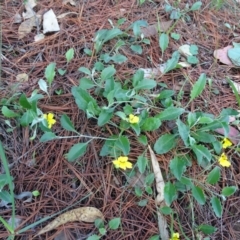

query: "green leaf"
left=141, top=117, right=161, bottom=131
left=159, top=33, right=169, bottom=54
left=86, top=235, right=100, bottom=240
left=103, top=28, right=123, bottom=43
left=134, top=186, right=143, bottom=197
left=192, top=144, right=212, bottom=165
left=20, top=110, right=34, bottom=126
left=198, top=224, right=217, bottom=234
left=131, top=123, right=141, bottom=136
left=97, top=108, right=114, bottom=127
left=207, top=166, right=220, bottom=184
left=228, top=48, right=240, bottom=66
left=145, top=186, right=153, bottom=195
left=190, top=73, right=206, bottom=101
left=160, top=206, right=173, bottom=215
left=190, top=45, right=198, bottom=55
left=192, top=186, right=206, bottom=205
left=138, top=199, right=148, bottom=207
left=210, top=196, right=222, bottom=217
left=101, top=66, right=116, bottom=80
left=133, top=70, right=144, bottom=87
left=156, top=107, right=185, bottom=121
left=40, top=132, right=57, bottom=142
left=79, top=78, right=95, bottom=90
left=191, top=131, right=216, bottom=143
left=157, top=90, right=175, bottom=99
left=145, top=173, right=155, bottom=186
left=0, top=190, right=12, bottom=202
left=176, top=118, right=190, bottom=146
left=130, top=45, right=142, bottom=54
left=57, top=68, right=66, bottom=76
left=65, top=48, right=74, bottom=63
left=149, top=235, right=160, bottom=240
left=19, top=94, right=32, bottom=109
left=115, top=136, right=130, bottom=155
left=187, top=55, right=199, bottom=64
left=222, top=186, right=237, bottom=197
left=99, top=228, right=106, bottom=235
left=170, top=10, right=181, bottom=20
left=84, top=48, right=92, bottom=56
left=32, top=190, right=40, bottom=197
left=137, top=135, right=148, bottom=145
left=66, top=142, right=88, bottom=162
left=164, top=51, right=180, bottom=73
left=38, top=79, right=49, bottom=96
left=190, top=1, right=202, bottom=11
left=60, top=114, right=77, bottom=132
left=169, top=157, right=187, bottom=180
left=137, top=155, right=148, bottom=174
left=180, top=176, right=193, bottom=187
left=111, top=54, right=127, bottom=64
left=135, top=79, right=157, bottom=90
left=131, top=20, right=148, bottom=36
left=164, top=182, right=177, bottom=206
left=45, top=62, right=56, bottom=86
left=170, top=33, right=180, bottom=40
left=78, top=67, right=91, bottom=75
left=72, top=87, right=99, bottom=113
left=187, top=112, right=197, bottom=127
left=154, top=134, right=177, bottom=154
left=108, top=218, right=121, bottom=230
left=1, top=106, right=19, bottom=118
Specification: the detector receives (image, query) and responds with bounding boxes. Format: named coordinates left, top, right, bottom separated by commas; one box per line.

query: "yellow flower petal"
left=218, top=153, right=231, bottom=167
left=221, top=138, right=232, bottom=149
left=170, top=232, right=180, bottom=240
left=43, top=113, right=56, bottom=129
left=128, top=114, right=139, bottom=124
left=112, top=156, right=133, bottom=170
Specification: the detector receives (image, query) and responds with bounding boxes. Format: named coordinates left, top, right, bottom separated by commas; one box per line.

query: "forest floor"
left=1, top=0, right=240, bottom=240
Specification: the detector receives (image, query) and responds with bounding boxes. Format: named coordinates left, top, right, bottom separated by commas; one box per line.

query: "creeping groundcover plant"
left=1, top=10, right=239, bottom=239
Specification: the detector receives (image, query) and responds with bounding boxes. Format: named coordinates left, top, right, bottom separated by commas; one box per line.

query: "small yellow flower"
left=112, top=156, right=133, bottom=170
left=128, top=114, right=139, bottom=124
left=218, top=152, right=231, bottom=167
left=221, top=138, right=232, bottom=149
left=43, top=113, right=56, bottom=129
left=170, top=232, right=180, bottom=240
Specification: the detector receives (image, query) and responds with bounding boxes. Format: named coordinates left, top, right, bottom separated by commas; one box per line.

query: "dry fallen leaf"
left=178, top=44, right=192, bottom=57
left=215, top=126, right=240, bottom=145
left=22, top=0, right=37, bottom=19
left=13, top=13, right=22, bottom=23
left=141, top=20, right=173, bottom=37
left=214, top=46, right=233, bottom=65
left=18, top=17, right=36, bottom=39
left=57, top=12, right=79, bottom=19
left=36, top=207, right=104, bottom=236
left=34, top=33, right=45, bottom=42
left=148, top=145, right=169, bottom=240
left=16, top=73, right=29, bottom=82
left=43, top=9, right=60, bottom=34
left=62, top=0, right=76, bottom=6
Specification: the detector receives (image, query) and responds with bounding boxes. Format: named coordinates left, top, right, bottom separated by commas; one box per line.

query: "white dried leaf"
left=22, top=0, right=37, bottom=19
left=231, top=80, right=240, bottom=94
left=178, top=44, right=192, bottom=57
left=13, top=13, right=22, bottom=23
left=62, top=0, right=76, bottom=6
left=34, top=33, right=45, bottom=42
left=57, top=12, right=78, bottom=19
left=140, top=64, right=165, bottom=78
left=178, top=62, right=191, bottom=67
left=43, top=9, right=60, bottom=34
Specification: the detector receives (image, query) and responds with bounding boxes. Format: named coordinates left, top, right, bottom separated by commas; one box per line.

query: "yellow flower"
left=221, top=138, right=232, bottom=149
left=128, top=114, right=139, bottom=124
left=112, top=156, right=133, bottom=170
left=170, top=232, right=180, bottom=240
left=218, top=152, right=231, bottom=167
left=43, top=113, right=56, bottom=129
